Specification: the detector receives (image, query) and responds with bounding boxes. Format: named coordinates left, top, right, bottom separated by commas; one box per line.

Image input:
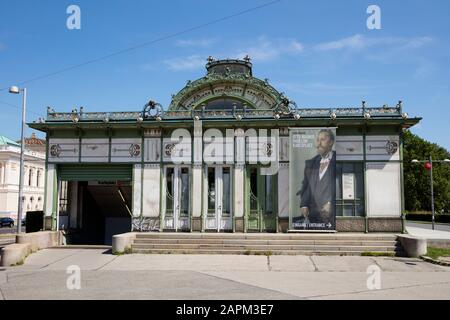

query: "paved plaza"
left=1, top=248, right=450, bottom=300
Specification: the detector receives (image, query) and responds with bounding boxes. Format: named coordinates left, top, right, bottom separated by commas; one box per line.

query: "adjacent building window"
left=36, top=169, right=41, bottom=187
left=335, top=162, right=365, bottom=217
left=29, top=168, right=34, bottom=186
left=59, top=181, right=69, bottom=216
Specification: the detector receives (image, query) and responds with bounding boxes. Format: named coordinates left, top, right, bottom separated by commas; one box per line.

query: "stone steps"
left=130, top=232, right=404, bottom=256
left=132, top=243, right=399, bottom=251
left=133, top=239, right=397, bottom=246
left=134, top=233, right=397, bottom=241
left=131, top=248, right=402, bottom=256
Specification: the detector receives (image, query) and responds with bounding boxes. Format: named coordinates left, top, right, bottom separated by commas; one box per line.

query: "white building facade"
left=0, top=135, right=45, bottom=221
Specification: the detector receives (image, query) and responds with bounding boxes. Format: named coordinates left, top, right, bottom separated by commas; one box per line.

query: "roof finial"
left=207, top=56, right=215, bottom=63
left=243, top=55, right=251, bottom=63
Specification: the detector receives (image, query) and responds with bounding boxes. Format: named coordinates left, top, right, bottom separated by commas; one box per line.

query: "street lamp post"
left=411, top=157, right=450, bottom=230
left=429, top=156, right=435, bottom=230
left=9, top=86, right=27, bottom=234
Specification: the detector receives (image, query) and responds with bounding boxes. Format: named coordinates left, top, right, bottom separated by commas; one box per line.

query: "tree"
left=403, top=130, right=450, bottom=214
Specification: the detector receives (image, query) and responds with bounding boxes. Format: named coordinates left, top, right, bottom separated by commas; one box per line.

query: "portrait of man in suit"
left=296, top=129, right=336, bottom=226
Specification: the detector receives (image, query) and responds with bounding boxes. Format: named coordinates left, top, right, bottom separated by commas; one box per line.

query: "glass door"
left=164, top=166, right=190, bottom=231
left=205, top=166, right=232, bottom=231
left=246, top=166, right=277, bottom=232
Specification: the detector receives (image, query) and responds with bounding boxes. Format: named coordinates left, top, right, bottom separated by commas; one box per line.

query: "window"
left=165, top=168, right=174, bottom=215
left=335, top=162, right=365, bottom=217
left=28, top=168, right=34, bottom=186
left=207, top=167, right=215, bottom=214
left=58, top=181, right=69, bottom=216
left=36, top=170, right=41, bottom=187
left=204, top=98, right=244, bottom=110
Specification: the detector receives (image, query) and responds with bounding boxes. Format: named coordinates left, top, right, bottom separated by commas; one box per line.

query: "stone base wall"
left=336, top=217, right=366, bottom=232
left=278, top=217, right=289, bottom=233
left=44, top=216, right=52, bottom=230
left=234, top=217, right=244, bottom=233
left=368, top=217, right=403, bottom=232
left=120, top=215, right=403, bottom=233
left=191, top=217, right=202, bottom=232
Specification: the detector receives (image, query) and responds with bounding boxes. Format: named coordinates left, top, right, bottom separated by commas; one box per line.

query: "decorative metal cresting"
left=142, top=100, right=163, bottom=119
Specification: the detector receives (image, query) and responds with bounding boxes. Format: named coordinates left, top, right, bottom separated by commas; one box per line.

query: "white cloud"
left=315, top=34, right=433, bottom=52
left=163, top=37, right=304, bottom=71
left=160, top=34, right=433, bottom=73
left=164, top=55, right=206, bottom=71
left=175, top=38, right=217, bottom=48
left=315, top=34, right=366, bottom=51
left=234, top=37, right=304, bottom=62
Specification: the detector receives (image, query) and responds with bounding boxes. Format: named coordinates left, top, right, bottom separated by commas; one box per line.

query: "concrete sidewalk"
left=406, top=226, right=450, bottom=241
left=0, top=248, right=450, bottom=300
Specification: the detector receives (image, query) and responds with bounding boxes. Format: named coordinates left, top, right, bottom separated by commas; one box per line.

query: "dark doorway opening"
left=61, top=181, right=132, bottom=245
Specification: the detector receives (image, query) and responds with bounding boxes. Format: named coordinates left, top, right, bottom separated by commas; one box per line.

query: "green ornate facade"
left=29, top=58, right=421, bottom=244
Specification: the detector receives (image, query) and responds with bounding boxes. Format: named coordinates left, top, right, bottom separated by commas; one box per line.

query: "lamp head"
left=9, top=86, right=20, bottom=94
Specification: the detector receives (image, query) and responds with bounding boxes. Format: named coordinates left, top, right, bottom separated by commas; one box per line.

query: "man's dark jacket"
left=298, top=151, right=336, bottom=224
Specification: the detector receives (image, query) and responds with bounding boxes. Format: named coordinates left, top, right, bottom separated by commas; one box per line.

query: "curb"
left=420, top=255, right=450, bottom=267
left=0, top=234, right=16, bottom=238
left=50, top=245, right=112, bottom=250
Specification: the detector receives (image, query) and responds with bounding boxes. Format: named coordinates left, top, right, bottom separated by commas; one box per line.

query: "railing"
left=45, top=104, right=405, bottom=122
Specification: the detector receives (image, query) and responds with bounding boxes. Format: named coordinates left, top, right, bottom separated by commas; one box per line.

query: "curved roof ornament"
left=142, top=100, right=163, bottom=119
left=168, top=57, right=296, bottom=112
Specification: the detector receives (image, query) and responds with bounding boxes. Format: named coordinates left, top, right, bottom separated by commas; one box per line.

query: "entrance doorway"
left=246, top=166, right=277, bottom=232
left=59, top=181, right=132, bottom=245
left=57, top=164, right=133, bottom=245
left=204, top=166, right=233, bottom=231
left=163, top=166, right=190, bottom=231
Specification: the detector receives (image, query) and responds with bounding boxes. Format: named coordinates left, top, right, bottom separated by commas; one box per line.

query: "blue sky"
left=0, top=0, right=449, bottom=150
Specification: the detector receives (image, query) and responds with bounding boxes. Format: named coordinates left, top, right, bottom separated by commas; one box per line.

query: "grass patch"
left=361, top=252, right=395, bottom=257
left=12, top=259, right=24, bottom=266
left=242, top=250, right=273, bottom=256
left=112, top=246, right=132, bottom=255
left=426, top=247, right=450, bottom=260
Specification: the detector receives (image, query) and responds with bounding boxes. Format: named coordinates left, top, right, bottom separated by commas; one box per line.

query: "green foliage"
left=112, top=246, right=132, bottom=255
left=403, top=130, right=450, bottom=213
left=361, top=252, right=395, bottom=257
left=426, top=247, right=450, bottom=260
left=405, top=213, right=450, bottom=223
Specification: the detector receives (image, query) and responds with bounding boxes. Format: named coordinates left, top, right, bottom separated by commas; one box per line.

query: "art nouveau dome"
left=167, top=56, right=295, bottom=114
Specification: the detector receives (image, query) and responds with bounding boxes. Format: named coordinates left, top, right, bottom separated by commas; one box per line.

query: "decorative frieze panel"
left=162, top=138, right=191, bottom=163
left=279, top=136, right=289, bottom=162
left=144, top=128, right=161, bottom=137
left=366, top=135, right=400, bottom=161
left=48, top=139, right=79, bottom=163
left=144, top=138, right=161, bottom=162
left=246, top=137, right=277, bottom=164
left=204, top=137, right=234, bottom=164
left=110, top=138, right=142, bottom=163
left=243, top=89, right=276, bottom=109
left=80, top=139, right=109, bottom=162
left=336, top=136, right=364, bottom=161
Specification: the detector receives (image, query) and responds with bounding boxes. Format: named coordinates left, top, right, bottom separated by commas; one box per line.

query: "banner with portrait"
left=289, top=128, right=337, bottom=231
